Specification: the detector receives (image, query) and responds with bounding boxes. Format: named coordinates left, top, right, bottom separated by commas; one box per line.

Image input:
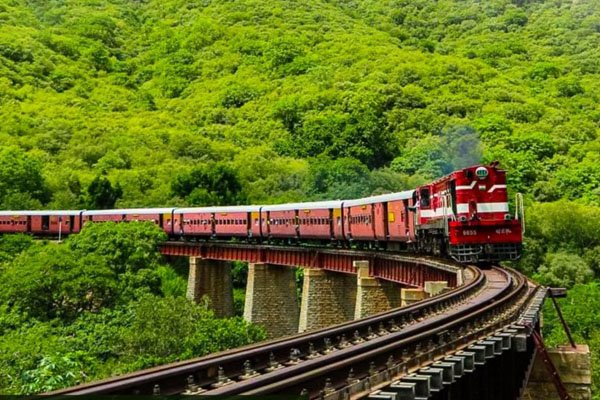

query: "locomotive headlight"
left=504, top=213, right=512, bottom=220
left=475, top=167, right=489, bottom=179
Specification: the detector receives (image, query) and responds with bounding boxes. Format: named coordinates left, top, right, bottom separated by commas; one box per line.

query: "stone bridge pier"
left=186, top=257, right=234, bottom=318
left=298, top=268, right=356, bottom=332
left=243, top=263, right=299, bottom=338
left=353, top=260, right=402, bottom=319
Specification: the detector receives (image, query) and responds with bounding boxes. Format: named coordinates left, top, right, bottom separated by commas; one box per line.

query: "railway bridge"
left=163, top=241, right=460, bottom=337
left=50, top=241, right=590, bottom=399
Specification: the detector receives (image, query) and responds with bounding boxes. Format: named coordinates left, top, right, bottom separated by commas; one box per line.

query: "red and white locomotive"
left=0, top=163, right=523, bottom=264
left=412, top=162, right=522, bottom=262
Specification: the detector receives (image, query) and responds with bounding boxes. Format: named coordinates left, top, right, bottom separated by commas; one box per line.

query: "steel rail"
left=48, top=257, right=479, bottom=396
left=207, top=267, right=529, bottom=398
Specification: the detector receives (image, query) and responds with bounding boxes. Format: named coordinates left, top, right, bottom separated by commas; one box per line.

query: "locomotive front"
left=447, top=164, right=522, bottom=263
left=415, top=163, right=523, bottom=263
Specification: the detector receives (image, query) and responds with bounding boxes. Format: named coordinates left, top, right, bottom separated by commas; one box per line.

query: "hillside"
left=0, top=0, right=599, bottom=209
left=2, top=0, right=600, bottom=394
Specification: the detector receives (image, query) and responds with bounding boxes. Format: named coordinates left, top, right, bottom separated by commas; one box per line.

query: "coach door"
left=42, top=215, right=50, bottom=231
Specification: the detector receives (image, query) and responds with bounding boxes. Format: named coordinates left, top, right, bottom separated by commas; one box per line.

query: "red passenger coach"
left=30, top=211, right=84, bottom=236
left=175, top=206, right=261, bottom=238
left=0, top=211, right=84, bottom=236
left=262, top=203, right=297, bottom=239
left=83, top=209, right=175, bottom=235
left=213, top=206, right=259, bottom=238
left=384, top=191, right=417, bottom=243
left=344, top=198, right=381, bottom=242
left=0, top=212, right=29, bottom=233
left=262, top=201, right=343, bottom=241
left=174, top=208, right=213, bottom=237
left=297, top=201, right=343, bottom=240
left=344, top=191, right=416, bottom=244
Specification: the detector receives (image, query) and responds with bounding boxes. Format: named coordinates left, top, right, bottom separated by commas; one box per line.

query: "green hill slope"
left=2, top=0, right=600, bottom=394
left=1, top=0, right=599, bottom=208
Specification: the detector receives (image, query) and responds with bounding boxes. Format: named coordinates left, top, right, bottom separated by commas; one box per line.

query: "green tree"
left=534, top=252, right=594, bottom=288
left=171, top=163, right=245, bottom=206
left=0, top=244, right=117, bottom=321
left=86, top=176, right=123, bottom=210
left=0, top=234, right=34, bottom=265
left=68, top=221, right=167, bottom=301
left=0, top=147, right=50, bottom=209
left=119, top=295, right=266, bottom=366
left=391, top=136, right=452, bottom=179
left=304, top=156, right=371, bottom=200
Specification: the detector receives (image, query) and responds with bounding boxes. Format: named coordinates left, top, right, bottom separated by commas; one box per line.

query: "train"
left=0, top=163, right=523, bottom=263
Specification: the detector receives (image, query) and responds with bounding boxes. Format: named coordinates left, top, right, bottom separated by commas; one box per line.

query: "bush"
left=119, top=295, right=265, bottom=366
left=534, top=252, right=593, bottom=288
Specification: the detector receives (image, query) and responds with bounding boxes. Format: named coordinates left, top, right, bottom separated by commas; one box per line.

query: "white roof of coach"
left=83, top=208, right=175, bottom=216
left=344, top=190, right=415, bottom=207
left=262, top=200, right=343, bottom=212
left=175, top=205, right=262, bottom=214
left=0, top=210, right=84, bottom=216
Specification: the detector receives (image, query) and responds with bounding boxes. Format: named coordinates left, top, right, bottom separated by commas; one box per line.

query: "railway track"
left=207, top=266, right=534, bottom=398
left=48, top=259, right=539, bottom=398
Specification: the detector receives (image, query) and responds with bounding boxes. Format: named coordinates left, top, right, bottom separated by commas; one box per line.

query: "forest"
left=0, top=0, right=599, bottom=395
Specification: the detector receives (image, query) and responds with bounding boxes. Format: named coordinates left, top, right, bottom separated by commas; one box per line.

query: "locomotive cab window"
left=420, top=188, right=431, bottom=208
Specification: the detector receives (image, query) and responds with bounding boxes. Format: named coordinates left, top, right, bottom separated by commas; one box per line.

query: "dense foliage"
left=0, top=224, right=265, bottom=394
left=0, top=0, right=598, bottom=206
left=1, top=0, right=600, bottom=395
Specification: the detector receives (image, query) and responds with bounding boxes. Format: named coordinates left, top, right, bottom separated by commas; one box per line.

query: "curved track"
left=207, top=267, right=532, bottom=397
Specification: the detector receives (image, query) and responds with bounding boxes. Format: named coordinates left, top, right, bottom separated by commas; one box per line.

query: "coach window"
left=420, top=188, right=431, bottom=208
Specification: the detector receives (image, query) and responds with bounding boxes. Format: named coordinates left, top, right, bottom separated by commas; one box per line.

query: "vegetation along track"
left=48, top=257, right=535, bottom=397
